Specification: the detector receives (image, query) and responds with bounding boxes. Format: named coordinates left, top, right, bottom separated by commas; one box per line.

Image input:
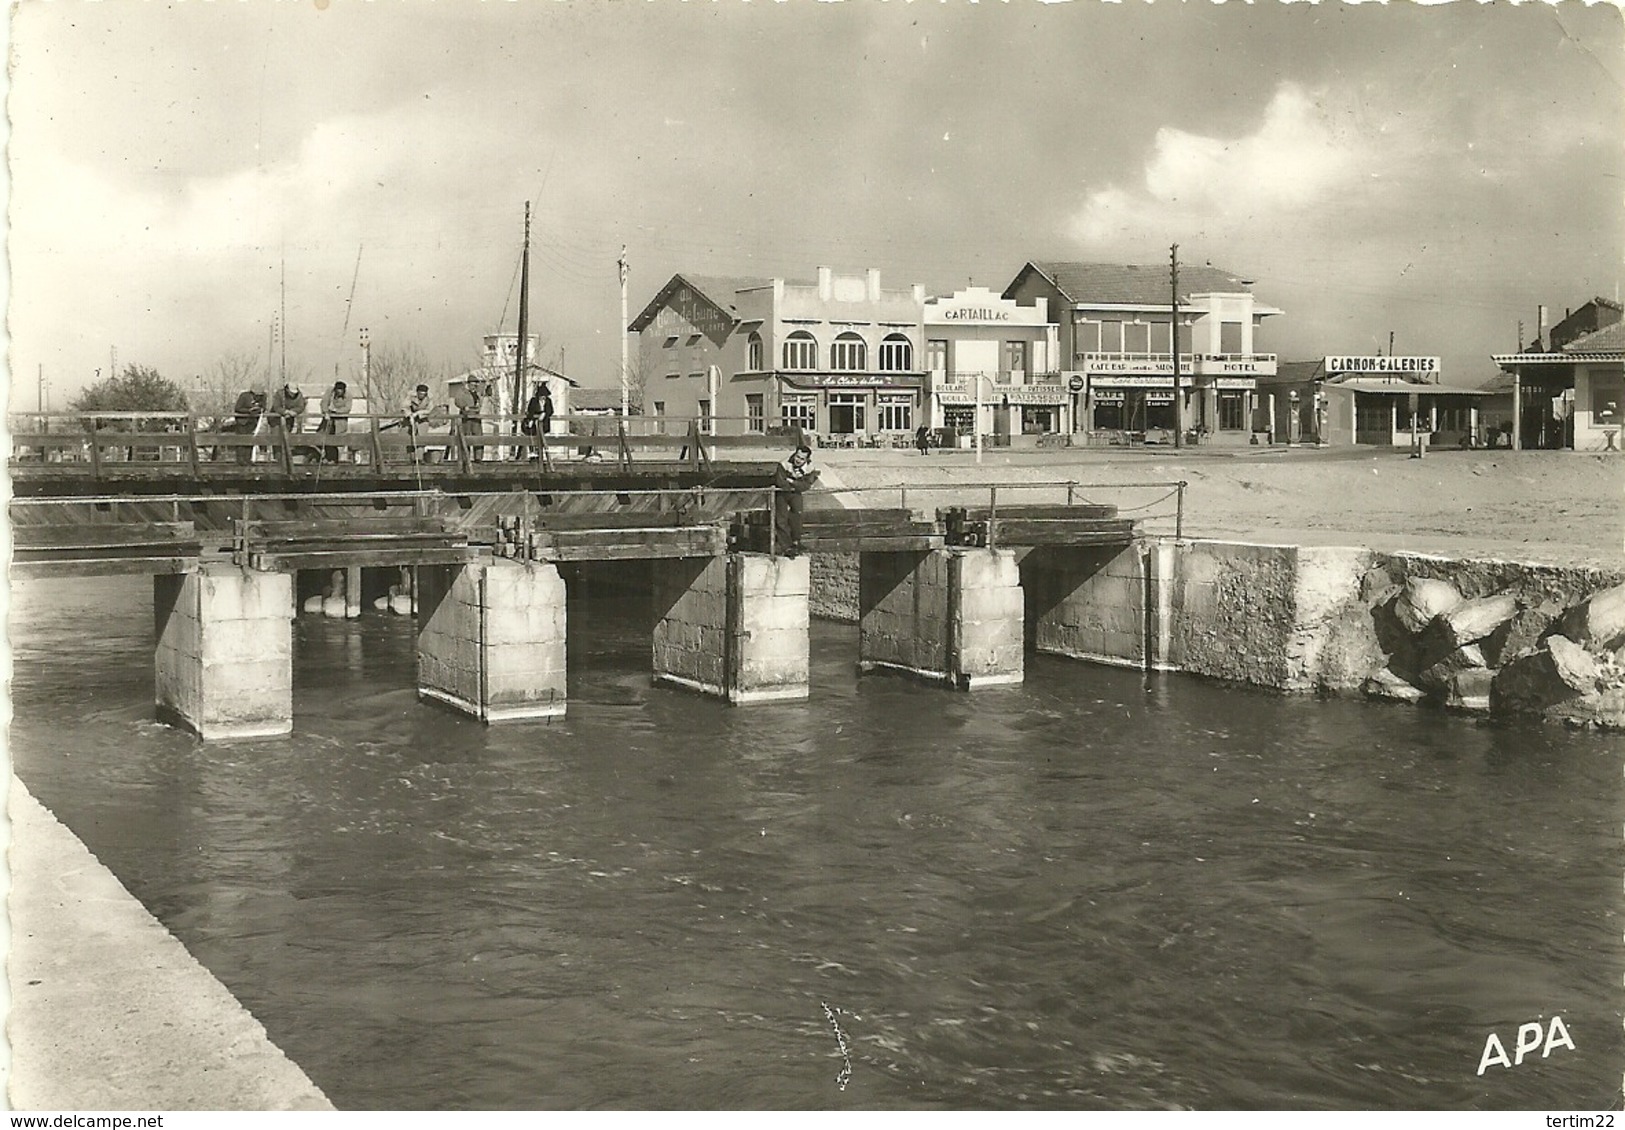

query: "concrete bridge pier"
left=154, top=566, right=294, bottom=740
left=416, top=559, right=567, bottom=722
left=1021, top=540, right=1178, bottom=672
left=858, top=548, right=1024, bottom=689
left=652, top=553, right=810, bottom=704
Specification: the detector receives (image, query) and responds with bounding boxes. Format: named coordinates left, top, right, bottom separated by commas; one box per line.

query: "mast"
left=514, top=202, right=531, bottom=437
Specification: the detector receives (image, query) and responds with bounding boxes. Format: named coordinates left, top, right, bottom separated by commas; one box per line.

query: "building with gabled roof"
left=1003, top=259, right=1282, bottom=445
left=629, top=267, right=927, bottom=442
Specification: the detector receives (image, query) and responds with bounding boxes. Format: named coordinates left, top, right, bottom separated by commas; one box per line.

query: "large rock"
left=1558, top=581, right=1625, bottom=653
left=1442, top=666, right=1495, bottom=713
left=1419, top=643, right=1487, bottom=692
left=1491, top=635, right=1600, bottom=716
left=1394, top=576, right=1462, bottom=634
left=1364, top=665, right=1425, bottom=704
left=1433, top=593, right=1520, bottom=650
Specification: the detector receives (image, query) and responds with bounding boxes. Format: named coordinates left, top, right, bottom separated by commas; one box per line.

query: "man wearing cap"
left=404, top=383, right=433, bottom=463
left=269, top=380, right=306, bottom=461
left=320, top=379, right=352, bottom=464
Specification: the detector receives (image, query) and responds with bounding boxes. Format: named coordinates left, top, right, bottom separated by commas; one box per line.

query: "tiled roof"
left=681, top=275, right=773, bottom=317
left=569, top=387, right=631, bottom=412
left=628, top=273, right=772, bottom=332
left=1562, top=320, right=1625, bottom=353
left=1012, top=260, right=1257, bottom=305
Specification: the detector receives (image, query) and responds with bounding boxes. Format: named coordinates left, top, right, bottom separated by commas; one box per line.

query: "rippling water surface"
left=9, top=574, right=1621, bottom=1109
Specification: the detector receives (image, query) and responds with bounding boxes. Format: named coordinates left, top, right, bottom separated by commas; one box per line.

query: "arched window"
left=831, top=332, right=866, bottom=372
left=747, top=332, right=764, bottom=371
left=783, top=331, right=817, bottom=370
left=878, top=334, right=913, bottom=372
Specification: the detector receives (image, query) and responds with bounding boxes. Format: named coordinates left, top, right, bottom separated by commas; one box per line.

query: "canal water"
left=8, top=574, right=1622, bottom=1110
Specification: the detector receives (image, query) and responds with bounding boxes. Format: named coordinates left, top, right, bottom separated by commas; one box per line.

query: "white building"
left=922, top=287, right=1064, bottom=444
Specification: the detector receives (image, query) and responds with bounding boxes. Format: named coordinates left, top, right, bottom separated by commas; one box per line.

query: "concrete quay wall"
left=8, top=779, right=334, bottom=1110
left=807, top=539, right=1625, bottom=727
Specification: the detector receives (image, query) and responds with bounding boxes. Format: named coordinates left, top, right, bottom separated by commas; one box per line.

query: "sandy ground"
left=799, top=444, right=1624, bottom=571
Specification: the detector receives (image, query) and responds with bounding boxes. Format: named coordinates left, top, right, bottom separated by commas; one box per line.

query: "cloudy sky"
left=7, top=0, right=1622, bottom=408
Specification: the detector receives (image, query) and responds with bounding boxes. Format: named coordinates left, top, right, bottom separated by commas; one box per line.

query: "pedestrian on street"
left=915, top=423, right=932, bottom=456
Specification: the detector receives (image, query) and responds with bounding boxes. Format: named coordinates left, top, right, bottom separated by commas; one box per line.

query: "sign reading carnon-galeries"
left=1325, top=356, right=1441, bottom=376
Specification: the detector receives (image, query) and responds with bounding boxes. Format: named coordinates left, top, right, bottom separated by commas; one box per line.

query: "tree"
left=194, top=349, right=264, bottom=418
left=366, top=341, right=446, bottom=413
left=71, top=364, right=190, bottom=415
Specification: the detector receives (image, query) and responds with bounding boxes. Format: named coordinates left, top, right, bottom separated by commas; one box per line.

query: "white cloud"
left=1069, top=83, right=1366, bottom=250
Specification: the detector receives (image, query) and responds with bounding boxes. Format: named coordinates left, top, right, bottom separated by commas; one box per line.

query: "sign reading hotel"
left=1325, top=355, right=1440, bottom=376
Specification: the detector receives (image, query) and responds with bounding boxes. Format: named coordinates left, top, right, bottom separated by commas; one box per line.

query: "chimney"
left=817, top=266, right=832, bottom=301
left=912, top=283, right=925, bottom=305
left=866, top=268, right=881, bottom=303
left=1536, top=304, right=1548, bottom=347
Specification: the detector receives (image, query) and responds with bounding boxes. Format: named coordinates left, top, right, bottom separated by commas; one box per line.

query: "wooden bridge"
left=10, top=410, right=1182, bottom=740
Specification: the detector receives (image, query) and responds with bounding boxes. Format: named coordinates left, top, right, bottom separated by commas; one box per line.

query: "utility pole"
left=360, top=327, right=371, bottom=401
left=619, top=245, right=630, bottom=418
left=1171, top=244, right=1182, bottom=450
left=111, top=346, right=118, bottom=381
left=279, top=253, right=288, bottom=386
left=514, top=201, right=531, bottom=440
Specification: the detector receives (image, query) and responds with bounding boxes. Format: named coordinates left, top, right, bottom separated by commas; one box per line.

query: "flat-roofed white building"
left=923, top=287, right=1063, bottom=444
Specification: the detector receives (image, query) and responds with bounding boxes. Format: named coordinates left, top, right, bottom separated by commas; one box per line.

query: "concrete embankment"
left=7, top=779, right=334, bottom=1111
left=813, top=539, right=1625, bottom=728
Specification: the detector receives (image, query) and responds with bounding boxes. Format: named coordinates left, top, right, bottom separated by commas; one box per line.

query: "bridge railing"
left=804, top=479, right=1189, bottom=542
left=8, top=411, right=811, bottom=479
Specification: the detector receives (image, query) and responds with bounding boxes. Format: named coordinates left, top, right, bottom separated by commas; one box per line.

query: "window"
left=1099, top=320, right=1123, bottom=353
left=1218, top=392, right=1246, bottom=431
left=652, top=401, right=666, bottom=418
left=828, top=392, right=865, bottom=434
left=879, top=334, right=913, bottom=372
left=944, top=406, right=975, bottom=436
left=698, top=400, right=711, bottom=428
left=1591, top=373, right=1624, bottom=425
left=1149, top=320, right=1172, bottom=354
left=686, top=334, right=703, bottom=347
left=1004, top=340, right=1028, bottom=374
left=876, top=394, right=913, bottom=432
left=1436, top=400, right=1473, bottom=433
left=1073, top=320, right=1101, bottom=355
left=781, top=397, right=816, bottom=432
left=926, top=339, right=949, bottom=373
left=747, top=332, right=763, bottom=371
left=1220, top=322, right=1244, bottom=355
left=783, top=331, right=817, bottom=370
left=689, top=372, right=704, bottom=382
left=746, top=393, right=764, bottom=432
left=831, top=332, right=867, bottom=371
left=1122, top=323, right=1149, bottom=354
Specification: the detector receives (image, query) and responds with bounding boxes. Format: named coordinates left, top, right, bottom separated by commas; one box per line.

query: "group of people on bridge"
left=217, top=376, right=556, bottom=465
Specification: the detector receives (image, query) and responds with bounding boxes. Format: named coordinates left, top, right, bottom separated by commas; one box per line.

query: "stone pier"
left=1022, top=540, right=1177, bottom=672
left=154, top=566, right=294, bottom=740
left=416, top=559, right=567, bottom=722
left=652, top=553, right=811, bottom=704
left=858, top=548, right=1024, bottom=689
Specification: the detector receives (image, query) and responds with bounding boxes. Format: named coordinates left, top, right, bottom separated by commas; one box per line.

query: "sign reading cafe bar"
left=1325, top=356, right=1441, bottom=376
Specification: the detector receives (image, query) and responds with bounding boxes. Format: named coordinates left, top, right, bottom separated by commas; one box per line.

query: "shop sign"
left=1092, top=390, right=1125, bottom=403
left=1002, top=384, right=1068, bottom=405
left=1325, top=355, right=1440, bottom=376
left=1091, top=373, right=1174, bottom=389
left=781, top=372, right=921, bottom=389
left=1198, top=355, right=1277, bottom=377
left=937, top=306, right=1012, bottom=322
left=1083, top=354, right=1175, bottom=375
left=1066, top=374, right=1086, bottom=393
left=1213, top=377, right=1257, bottom=390
left=1144, top=391, right=1176, bottom=405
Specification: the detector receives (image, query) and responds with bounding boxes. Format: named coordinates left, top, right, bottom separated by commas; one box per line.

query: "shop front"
left=776, top=373, right=925, bottom=446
